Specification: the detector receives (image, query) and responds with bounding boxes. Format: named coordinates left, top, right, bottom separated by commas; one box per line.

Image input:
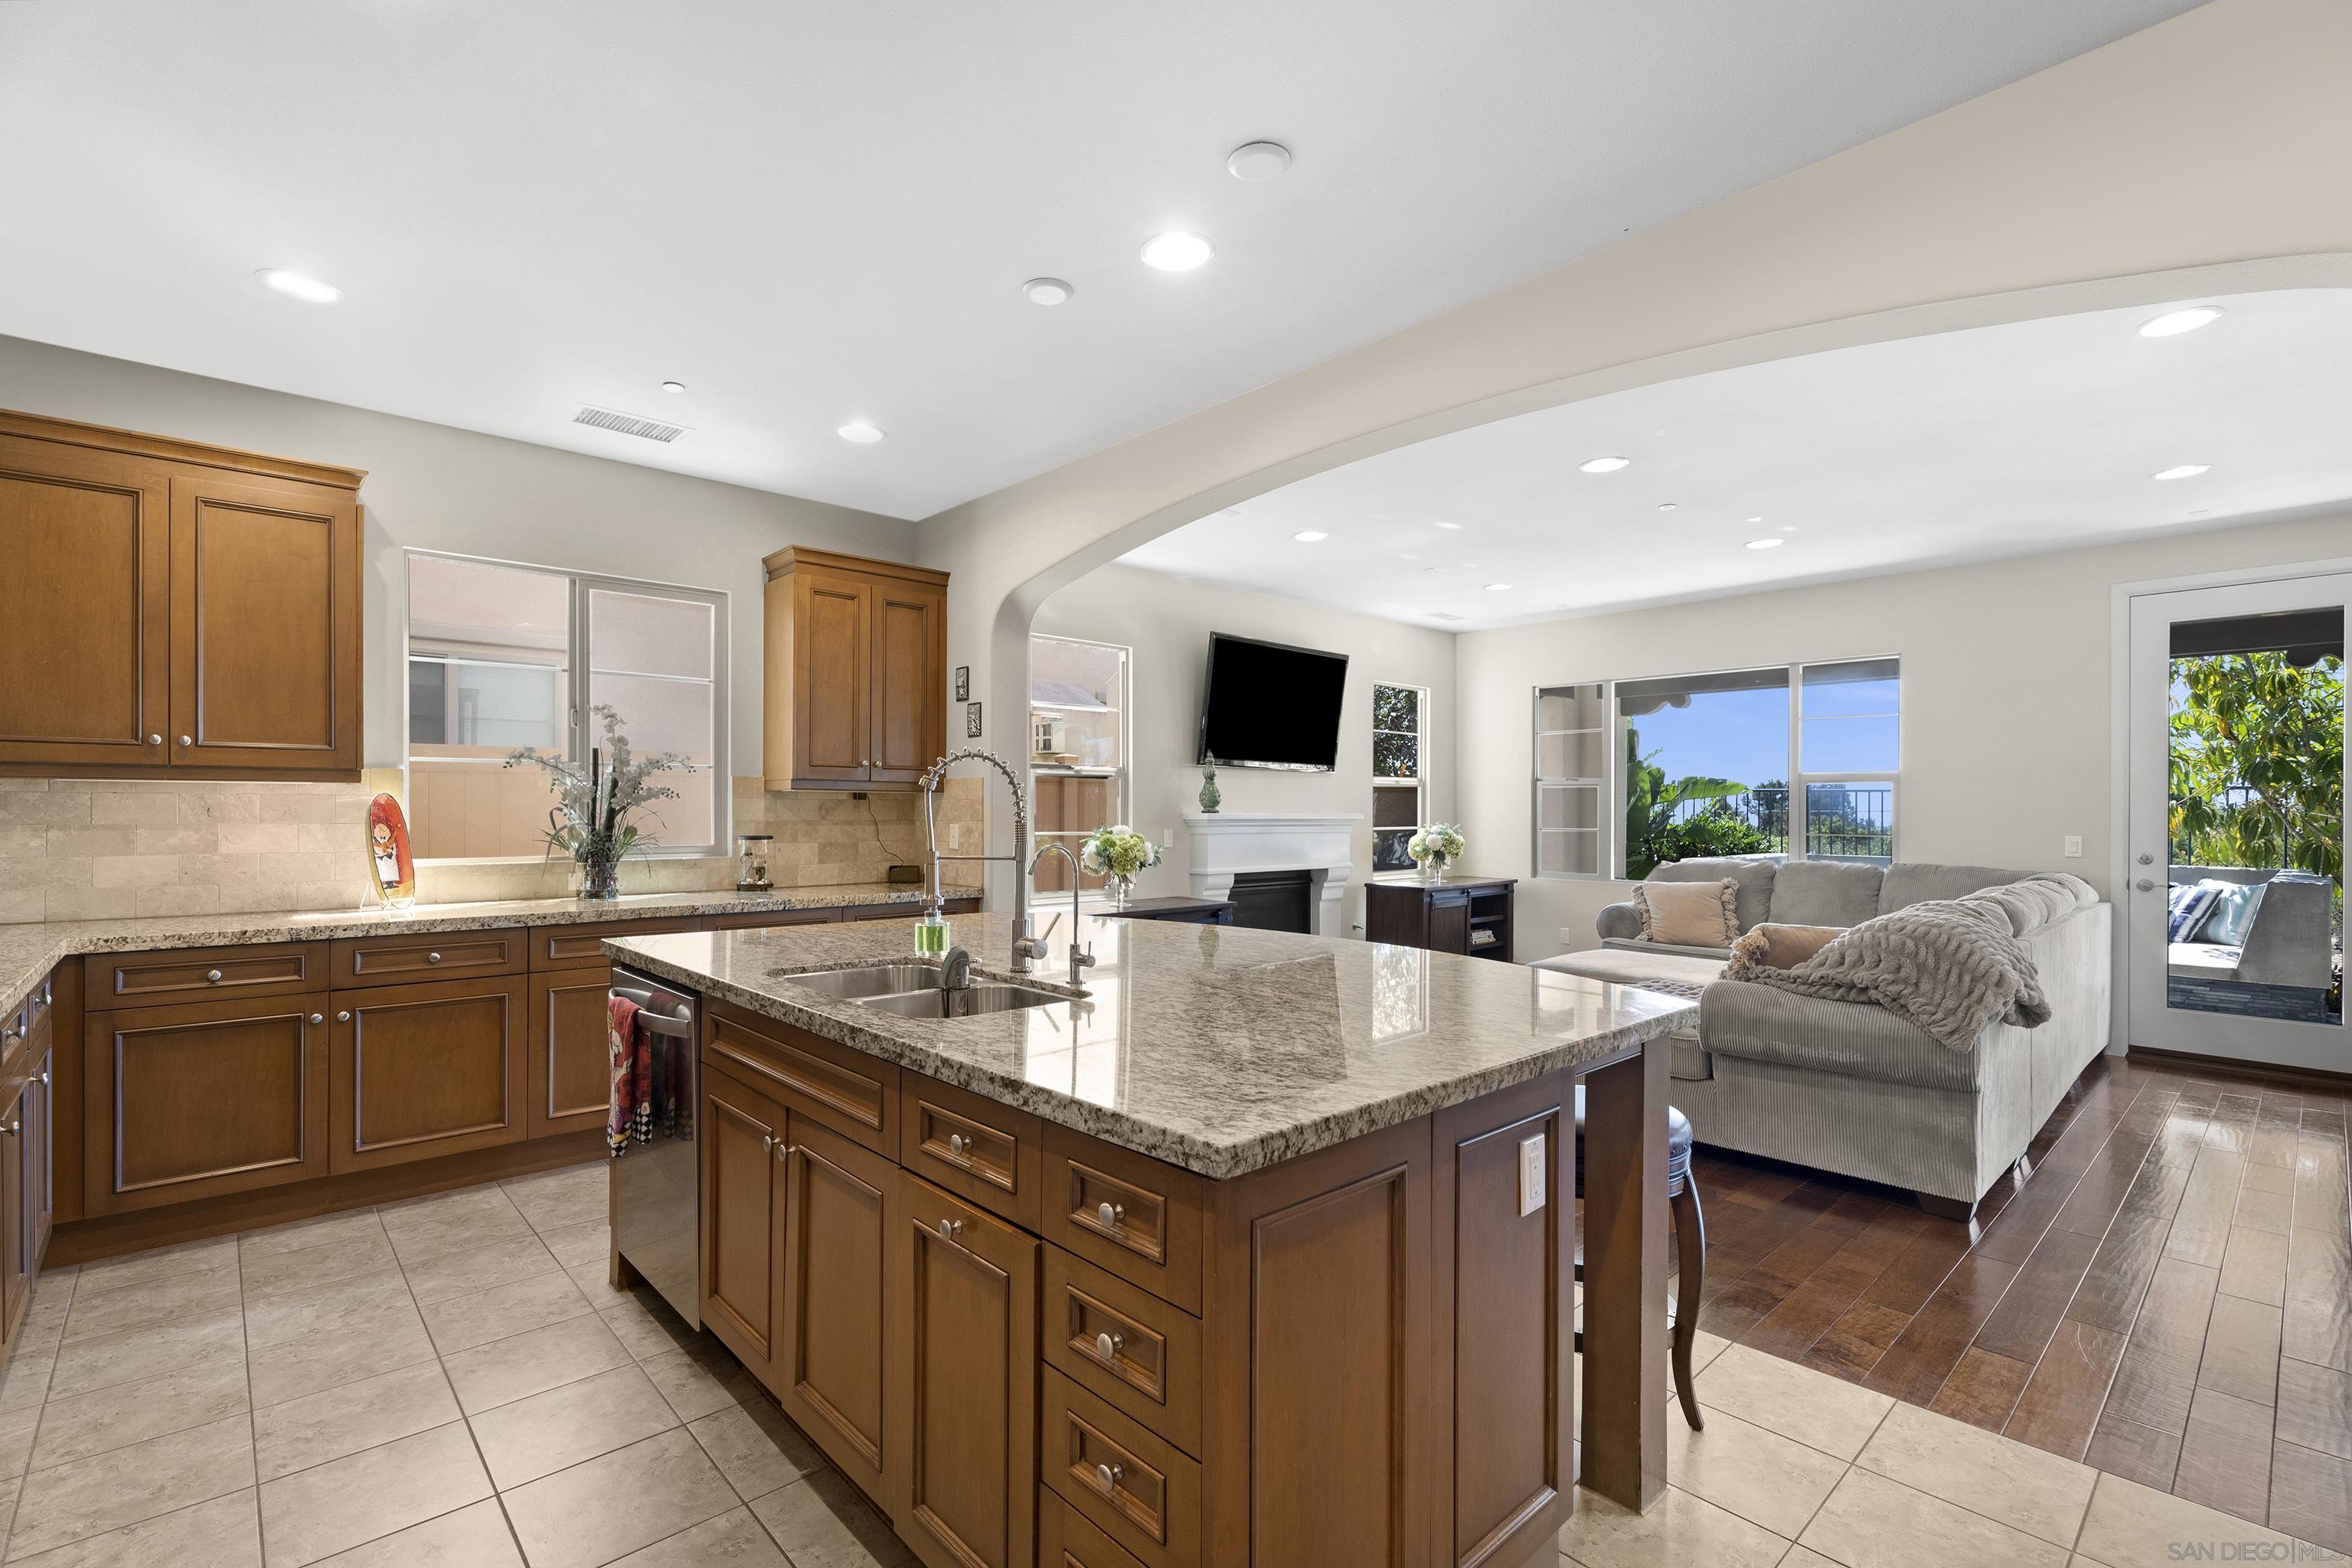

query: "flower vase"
left=1108, top=874, right=1135, bottom=910
left=1417, top=855, right=1449, bottom=884
left=575, top=854, right=622, bottom=901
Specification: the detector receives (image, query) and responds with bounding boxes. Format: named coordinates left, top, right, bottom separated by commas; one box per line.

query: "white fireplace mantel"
left=1181, top=812, right=1361, bottom=936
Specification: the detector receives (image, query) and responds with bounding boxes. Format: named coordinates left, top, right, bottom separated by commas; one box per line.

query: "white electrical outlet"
left=947, top=824, right=962, bottom=850
left=2063, top=835, right=2082, bottom=858
left=1161, top=828, right=1174, bottom=848
left=1518, top=1135, right=1547, bottom=1217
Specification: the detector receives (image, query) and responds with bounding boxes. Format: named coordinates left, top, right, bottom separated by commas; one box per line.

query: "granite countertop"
left=0, top=881, right=978, bottom=1024
left=608, top=913, right=1694, bottom=1179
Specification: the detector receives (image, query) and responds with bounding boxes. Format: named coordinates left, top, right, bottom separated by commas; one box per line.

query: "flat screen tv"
left=1197, top=632, right=1349, bottom=772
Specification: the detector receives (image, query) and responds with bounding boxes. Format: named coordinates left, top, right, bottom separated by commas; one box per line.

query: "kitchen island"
left=607, top=912, right=1694, bottom=1568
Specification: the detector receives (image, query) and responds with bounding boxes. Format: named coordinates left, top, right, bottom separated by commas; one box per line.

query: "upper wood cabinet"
left=763, top=546, right=946, bottom=791
left=0, top=409, right=364, bottom=780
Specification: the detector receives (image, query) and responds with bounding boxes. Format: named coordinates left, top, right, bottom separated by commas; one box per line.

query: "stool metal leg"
left=1669, top=1175, right=1707, bottom=1431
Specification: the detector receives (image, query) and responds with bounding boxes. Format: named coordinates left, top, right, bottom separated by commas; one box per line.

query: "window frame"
left=1528, top=655, right=1901, bottom=881
left=1371, top=681, right=1429, bottom=874
left=402, top=548, right=731, bottom=864
left=1026, top=632, right=1133, bottom=897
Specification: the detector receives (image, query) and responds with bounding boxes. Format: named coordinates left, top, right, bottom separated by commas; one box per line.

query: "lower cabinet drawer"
left=331, top=929, right=524, bottom=985
left=1040, top=1367, right=1202, bottom=1568
left=704, top=998, right=897, bottom=1156
left=1039, top=1485, right=1150, bottom=1568
left=1041, top=1125, right=1206, bottom=1315
left=86, top=942, right=329, bottom=1010
left=1041, top=1243, right=1202, bottom=1457
left=899, top=1071, right=1041, bottom=1231
left=328, top=975, right=528, bottom=1174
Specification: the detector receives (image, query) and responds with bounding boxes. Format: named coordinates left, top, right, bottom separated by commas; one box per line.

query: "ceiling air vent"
left=1426, top=611, right=1468, bottom=622
left=573, top=405, right=688, bottom=443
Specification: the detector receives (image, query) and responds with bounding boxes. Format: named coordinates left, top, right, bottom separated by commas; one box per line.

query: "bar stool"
left=1573, top=1087, right=1707, bottom=1429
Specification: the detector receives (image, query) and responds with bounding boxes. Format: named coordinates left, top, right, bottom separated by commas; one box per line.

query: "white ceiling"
left=0, top=0, right=2201, bottom=521
left=1118, top=288, right=2352, bottom=629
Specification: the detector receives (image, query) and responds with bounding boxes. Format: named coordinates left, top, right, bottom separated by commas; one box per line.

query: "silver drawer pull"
left=426, top=951, right=443, bottom=964
left=38, top=1071, right=49, bottom=1087
left=4, top=1121, right=18, bottom=1137
left=1093, top=1461, right=1122, bottom=1494
left=335, top=1011, right=351, bottom=1022
left=760, top=1134, right=774, bottom=1152
left=946, top=1132, right=969, bottom=1156
left=178, top=735, right=192, bottom=747
left=1096, top=1201, right=1125, bottom=1229
left=147, top=733, right=162, bottom=746
left=309, top=1014, right=324, bottom=1024
left=936, top=1217, right=963, bottom=1240
left=204, top=969, right=224, bottom=984
left=1093, top=1330, right=1124, bottom=1363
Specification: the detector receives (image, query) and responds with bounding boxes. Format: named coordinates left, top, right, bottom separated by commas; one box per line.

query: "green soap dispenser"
left=914, top=903, right=950, bottom=956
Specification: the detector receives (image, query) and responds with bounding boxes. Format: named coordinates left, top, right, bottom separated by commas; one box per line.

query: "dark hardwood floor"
left=1680, top=1053, right=2352, bottom=1549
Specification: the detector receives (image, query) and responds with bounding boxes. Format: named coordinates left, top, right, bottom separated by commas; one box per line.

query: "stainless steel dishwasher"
left=609, top=965, right=701, bottom=1328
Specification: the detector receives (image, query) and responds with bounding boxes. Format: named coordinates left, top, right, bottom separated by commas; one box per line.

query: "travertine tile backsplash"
left=0, top=773, right=985, bottom=923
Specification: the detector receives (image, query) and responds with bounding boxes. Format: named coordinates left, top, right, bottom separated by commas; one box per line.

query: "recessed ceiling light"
left=1396, top=552, right=1422, bottom=561
left=1226, top=141, right=1292, bottom=181
left=1141, top=232, right=1214, bottom=272
left=1746, top=537, right=1784, bottom=550
left=2139, top=306, right=2223, bottom=338
left=1579, top=456, right=1631, bottom=473
left=1432, top=520, right=1462, bottom=530
left=2153, top=463, right=2210, bottom=481
left=1484, top=582, right=1514, bottom=591
left=1745, top=516, right=1764, bottom=524
left=1021, top=277, right=1073, bottom=305
left=837, top=421, right=885, bottom=444
left=1292, top=530, right=1328, bottom=542
left=1779, top=525, right=1797, bottom=534
left=1656, top=503, right=1677, bottom=512
left=659, top=381, right=687, bottom=394
left=257, top=268, right=339, bottom=304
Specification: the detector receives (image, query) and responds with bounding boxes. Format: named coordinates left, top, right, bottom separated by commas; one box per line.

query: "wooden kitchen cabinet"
left=21, top=1043, right=52, bottom=1272
left=888, top=1173, right=1038, bottom=1568
left=0, top=1076, right=28, bottom=1342
left=762, top=546, right=947, bottom=791
left=1364, top=874, right=1517, bottom=962
left=527, top=970, right=619, bottom=1138
left=0, top=409, right=364, bottom=780
left=781, top=1116, right=898, bottom=1503
left=83, top=993, right=332, bottom=1214
left=701, top=1063, right=785, bottom=1386
left=328, top=975, right=528, bottom=1174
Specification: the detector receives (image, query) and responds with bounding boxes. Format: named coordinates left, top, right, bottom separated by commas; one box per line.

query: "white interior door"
left=2125, top=573, right=2347, bottom=1073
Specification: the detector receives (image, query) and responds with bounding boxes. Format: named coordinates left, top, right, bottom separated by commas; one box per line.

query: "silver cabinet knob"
left=1096, top=1201, right=1125, bottom=1229
left=178, top=735, right=191, bottom=746
left=204, top=969, right=224, bottom=984
left=3, top=1122, right=17, bottom=1138
left=946, top=1132, right=969, bottom=1156
left=1093, top=1462, right=1122, bottom=1494
left=309, top=1014, right=324, bottom=1024
left=335, top=1010, right=351, bottom=1022
left=147, top=733, right=162, bottom=746
left=426, top=952, right=442, bottom=965
left=936, top=1217, right=963, bottom=1240
left=38, top=1071, right=49, bottom=1087
left=1093, top=1330, right=1124, bottom=1363
left=761, top=1133, right=774, bottom=1152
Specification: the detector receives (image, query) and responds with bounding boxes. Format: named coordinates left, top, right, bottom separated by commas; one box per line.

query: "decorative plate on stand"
left=367, top=792, right=417, bottom=908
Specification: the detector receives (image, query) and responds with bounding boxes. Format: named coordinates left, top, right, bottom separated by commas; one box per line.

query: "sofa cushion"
left=1635, top=879, right=1741, bottom=948
left=1648, top=857, right=1778, bottom=933
left=1880, top=861, right=2035, bottom=912
left=1699, top=978, right=1986, bottom=1092
left=1767, top=861, right=1884, bottom=927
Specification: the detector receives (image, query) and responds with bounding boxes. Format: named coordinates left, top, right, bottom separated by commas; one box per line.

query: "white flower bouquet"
left=1407, top=822, right=1466, bottom=878
left=1080, top=824, right=1161, bottom=905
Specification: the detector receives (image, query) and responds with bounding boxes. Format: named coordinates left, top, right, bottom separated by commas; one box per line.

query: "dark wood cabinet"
left=781, top=1116, right=897, bottom=1501
left=528, top=971, right=618, bottom=1139
left=763, top=547, right=947, bottom=791
left=0, top=409, right=364, bottom=781
left=701, top=1063, right=786, bottom=1385
left=1364, top=875, right=1517, bottom=962
left=888, top=1174, right=1038, bottom=1568
left=83, top=992, right=331, bottom=1214
left=328, top=975, right=527, bottom=1174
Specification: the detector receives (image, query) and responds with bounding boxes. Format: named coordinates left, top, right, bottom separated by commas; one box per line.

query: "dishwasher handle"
left=611, top=985, right=696, bottom=1037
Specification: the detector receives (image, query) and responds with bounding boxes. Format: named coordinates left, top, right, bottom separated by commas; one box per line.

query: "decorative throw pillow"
left=1634, top=878, right=1741, bottom=948
left=2166, top=882, right=2222, bottom=943
left=1728, top=922, right=1844, bottom=970
left=2194, top=879, right=2266, bottom=947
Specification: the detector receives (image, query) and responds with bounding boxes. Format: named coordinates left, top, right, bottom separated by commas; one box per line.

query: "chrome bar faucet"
left=920, top=750, right=1047, bottom=977
left=1027, top=842, right=1097, bottom=989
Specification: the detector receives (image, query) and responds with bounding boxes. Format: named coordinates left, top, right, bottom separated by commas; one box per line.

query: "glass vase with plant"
left=1406, top=822, right=1467, bottom=882
left=1080, top=823, right=1161, bottom=908
left=505, top=705, right=697, bottom=900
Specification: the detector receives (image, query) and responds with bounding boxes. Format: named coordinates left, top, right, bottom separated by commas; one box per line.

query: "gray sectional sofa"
left=1534, top=858, right=2112, bottom=1220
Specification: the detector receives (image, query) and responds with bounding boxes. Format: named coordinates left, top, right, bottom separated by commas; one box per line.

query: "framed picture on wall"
left=955, top=665, right=970, bottom=701
left=966, top=701, right=983, bottom=738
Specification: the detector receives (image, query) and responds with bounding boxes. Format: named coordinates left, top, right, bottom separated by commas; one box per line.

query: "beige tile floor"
left=0, top=1162, right=905, bottom=1567
left=0, top=1160, right=2337, bottom=1567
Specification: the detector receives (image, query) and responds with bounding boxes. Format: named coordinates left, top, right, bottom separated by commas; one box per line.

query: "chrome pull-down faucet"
left=919, top=749, right=1049, bottom=977
left=1027, top=843, right=1096, bottom=989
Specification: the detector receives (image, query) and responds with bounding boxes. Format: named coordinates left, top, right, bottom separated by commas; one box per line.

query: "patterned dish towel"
left=608, top=993, right=650, bottom=1158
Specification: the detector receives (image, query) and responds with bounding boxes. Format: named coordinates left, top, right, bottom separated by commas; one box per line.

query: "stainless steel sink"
left=782, top=962, right=942, bottom=999
left=857, top=983, right=1067, bottom=1018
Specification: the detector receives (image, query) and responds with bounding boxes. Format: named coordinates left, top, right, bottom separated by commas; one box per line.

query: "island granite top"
left=0, top=880, right=976, bottom=1026
left=608, top=913, right=1695, bottom=1180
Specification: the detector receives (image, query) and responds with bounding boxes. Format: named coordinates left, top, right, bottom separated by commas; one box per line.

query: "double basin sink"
left=783, top=960, right=1070, bottom=1018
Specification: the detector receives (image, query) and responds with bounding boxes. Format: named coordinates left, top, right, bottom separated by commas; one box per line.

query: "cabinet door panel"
left=868, top=583, right=942, bottom=785
left=83, top=995, right=328, bottom=1214
left=0, top=1080, right=23, bottom=1342
left=795, top=573, right=871, bottom=781
left=529, top=969, right=618, bottom=1138
left=1426, top=893, right=1473, bottom=956
left=780, top=1116, right=894, bottom=1503
left=168, top=472, right=360, bottom=773
left=0, top=436, right=171, bottom=768
left=24, top=1046, right=52, bottom=1269
left=328, top=975, right=526, bottom=1173
left=701, top=1065, right=782, bottom=1383
left=889, top=1174, right=1038, bottom=1568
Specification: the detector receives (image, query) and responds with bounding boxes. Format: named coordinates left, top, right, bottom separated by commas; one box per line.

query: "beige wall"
left=1455, top=513, right=2352, bottom=962
left=1032, top=564, right=1455, bottom=933
left=913, top=0, right=2352, bottom=903
left=0, top=333, right=914, bottom=772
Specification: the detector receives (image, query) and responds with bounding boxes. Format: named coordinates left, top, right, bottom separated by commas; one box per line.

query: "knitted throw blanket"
left=1723, top=881, right=2069, bottom=1051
